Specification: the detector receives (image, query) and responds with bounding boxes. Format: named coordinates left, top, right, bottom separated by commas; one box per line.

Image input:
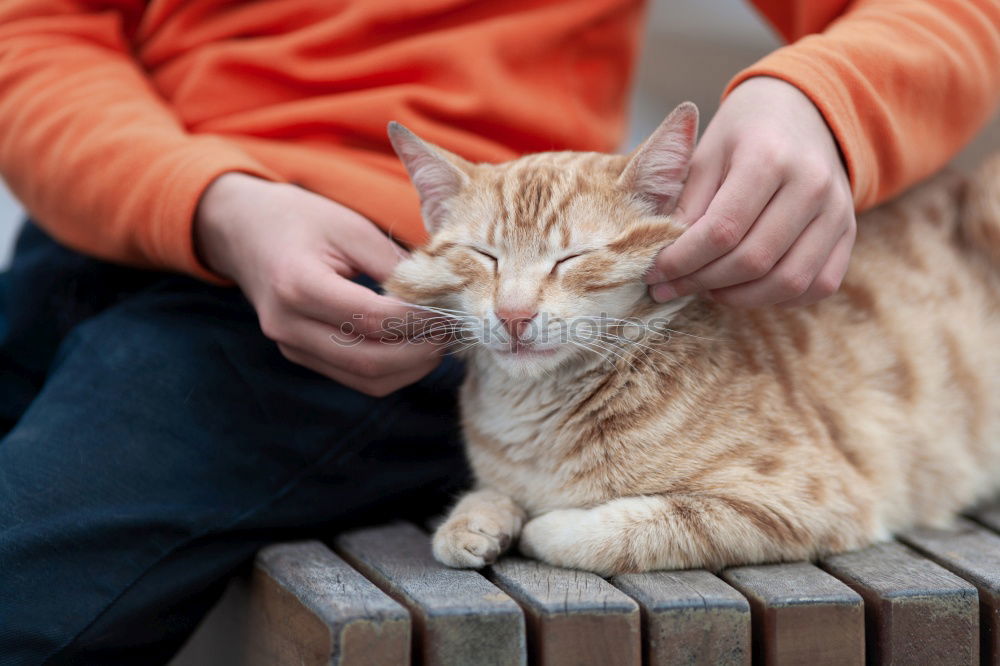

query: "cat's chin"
left=487, top=346, right=569, bottom=377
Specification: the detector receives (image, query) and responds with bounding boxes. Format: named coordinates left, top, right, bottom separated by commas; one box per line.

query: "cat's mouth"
left=495, top=344, right=558, bottom=358
left=488, top=340, right=568, bottom=375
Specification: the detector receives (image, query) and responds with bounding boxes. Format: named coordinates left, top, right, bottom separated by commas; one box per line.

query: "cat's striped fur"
left=384, top=103, right=1000, bottom=574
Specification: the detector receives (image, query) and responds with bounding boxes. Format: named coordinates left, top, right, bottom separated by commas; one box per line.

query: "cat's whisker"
left=409, top=320, right=467, bottom=334
left=411, top=317, right=471, bottom=331
left=566, top=339, right=621, bottom=369
left=656, top=327, right=724, bottom=343
left=373, top=316, right=474, bottom=342
left=571, top=336, right=632, bottom=370
left=596, top=333, right=672, bottom=361
left=583, top=334, right=659, bottom=372
left=389, top=301, right=467, bottom=315
left=442, top=338, right=483, bottom=356
left=574, top=329, right=654, bottom=355
left=388, top=300, right=478, bottom=318
left=599, top=340, right=656, bottom=369
left=557, top=315, right=725, bottom=343
left=414, top=326, right=479, bottom=343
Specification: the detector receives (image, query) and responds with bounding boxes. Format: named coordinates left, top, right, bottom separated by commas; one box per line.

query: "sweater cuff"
left=145, top=136, right=283, bottom=284
left=723, top=44, right=877, bottom=210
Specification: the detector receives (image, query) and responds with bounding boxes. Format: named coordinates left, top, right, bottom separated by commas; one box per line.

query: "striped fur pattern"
left=385, top=104, right=1000, bottom=575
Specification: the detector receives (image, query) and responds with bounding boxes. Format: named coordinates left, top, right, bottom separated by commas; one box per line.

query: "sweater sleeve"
left=0, top=1, right=281, bottom=281
left=729, top=0, right=1000, bottom=211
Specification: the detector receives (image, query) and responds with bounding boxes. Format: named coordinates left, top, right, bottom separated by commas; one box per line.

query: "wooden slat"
left=822, top=541, right=979, bottom=665
left=899, top=518, right=1000, bottom=664
left=487, top=556, right=641, bottom=666
left=612, top=569, right=751, bottom=666
left=335, top=522, right=526, bottom=666
left=172, top=540, right=410, bottom=666
left=722, top=562, right=864, bottom=665
left=251, top=541, right=411, bottom=665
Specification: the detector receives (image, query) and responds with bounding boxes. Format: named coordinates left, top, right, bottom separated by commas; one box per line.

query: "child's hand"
left=194, top=173, right=442, bottom=396
left=646, top=77, right=857, bottom=308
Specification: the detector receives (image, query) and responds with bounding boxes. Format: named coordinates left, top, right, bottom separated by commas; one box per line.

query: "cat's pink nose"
left=496, top=309, right=537, bottom=340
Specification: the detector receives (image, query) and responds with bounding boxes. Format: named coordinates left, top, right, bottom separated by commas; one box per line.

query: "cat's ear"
left=618, top=102, right=699, bottom=215
left=388, top=122, right=471, bottom=232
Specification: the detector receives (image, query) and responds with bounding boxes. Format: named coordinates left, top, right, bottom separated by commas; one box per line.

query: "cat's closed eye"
left=550, top=252, right=586, bottom=275
left=469, top=246, right=498, bottom=264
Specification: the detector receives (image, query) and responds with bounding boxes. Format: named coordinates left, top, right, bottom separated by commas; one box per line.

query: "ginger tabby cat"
left=383, top=102, right=1000, bottom=575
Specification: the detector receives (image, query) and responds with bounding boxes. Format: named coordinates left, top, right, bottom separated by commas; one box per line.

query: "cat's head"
left=384, top=102, right=699, bottom=377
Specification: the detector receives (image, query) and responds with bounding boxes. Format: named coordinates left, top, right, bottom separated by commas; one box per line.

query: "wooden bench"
left=173, top=502, right=1000, bottom=665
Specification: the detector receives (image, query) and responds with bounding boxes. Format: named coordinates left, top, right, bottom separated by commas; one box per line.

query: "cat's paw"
left=432, top=511, right=522, bottom=569
left=519, top=509, right=612, bottom=573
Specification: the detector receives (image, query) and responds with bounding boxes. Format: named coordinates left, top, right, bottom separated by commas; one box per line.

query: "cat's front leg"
left=432, top=488, right=526, bottom=568
left=520, top=493, right=879, bottom=575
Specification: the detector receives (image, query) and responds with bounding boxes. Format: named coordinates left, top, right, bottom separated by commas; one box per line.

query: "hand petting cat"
left=645, top=76, right=857, bottom=308
left=194, top=75, right=854, bottom=394
left=194, top=173, right=443, bottom=397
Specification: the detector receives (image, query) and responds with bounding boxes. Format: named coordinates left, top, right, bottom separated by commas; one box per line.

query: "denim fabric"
left=0, top=223, right=469, bottom=664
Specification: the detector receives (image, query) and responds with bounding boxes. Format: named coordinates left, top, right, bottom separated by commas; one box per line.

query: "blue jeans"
left=0, top=223, right=469, bottom=664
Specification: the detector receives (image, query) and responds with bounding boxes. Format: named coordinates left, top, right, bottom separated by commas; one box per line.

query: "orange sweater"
left=0, top=0, right=996, bottom=281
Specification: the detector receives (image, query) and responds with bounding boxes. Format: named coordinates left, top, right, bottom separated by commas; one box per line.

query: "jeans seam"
left=45, top=389, right=405, bottom=663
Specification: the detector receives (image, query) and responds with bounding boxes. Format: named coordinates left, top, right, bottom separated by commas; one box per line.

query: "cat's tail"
left=961, top=151, right=1000, bottom=264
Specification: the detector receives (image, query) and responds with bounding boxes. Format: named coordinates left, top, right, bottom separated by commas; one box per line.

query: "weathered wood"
left=899, top=519, right=1000, bottom=664
left=251, top=541, right=411, bottom=665
left=612, top=569, right=750, bottom=666
left=172, top=540, right=410, bottom=666
left=487, top=556, right=640, bottom=666
left=822, top=541, right=979, bottom=665
left=722, top=562, right=864, bottom=665
left=335, top=522, right=526, bottom=666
